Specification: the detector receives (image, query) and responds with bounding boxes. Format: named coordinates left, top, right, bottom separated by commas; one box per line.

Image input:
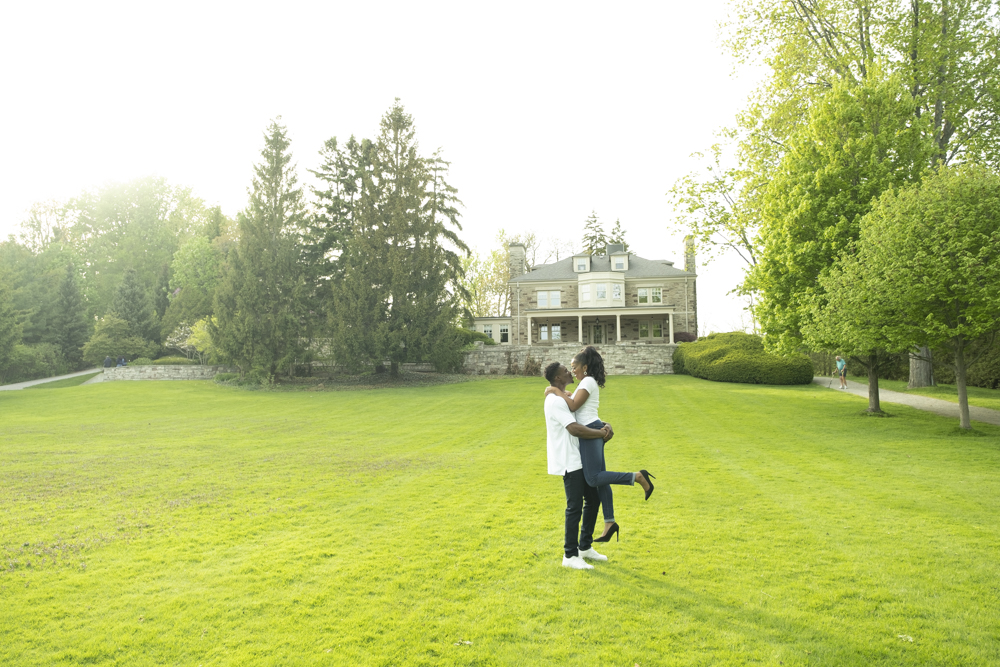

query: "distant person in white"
left=543, top=361, right=612, bottom=570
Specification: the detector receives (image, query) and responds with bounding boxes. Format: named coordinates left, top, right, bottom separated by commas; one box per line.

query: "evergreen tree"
left=52, top=263, right=90, bottom=369
left=582, top=211, right=607, bottom=255
left=112, top=267, right=158, bottom=341
left=330, top=101, right=469, bottom=377
left=607, top=218, right=629, bottom=251
left=0, top=269, right=22, bottom=373
left=212, top=118, right=307, bottom=380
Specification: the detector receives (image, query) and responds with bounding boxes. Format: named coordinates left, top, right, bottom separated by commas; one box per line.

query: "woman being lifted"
left=544, top=345, right=655, bottom=542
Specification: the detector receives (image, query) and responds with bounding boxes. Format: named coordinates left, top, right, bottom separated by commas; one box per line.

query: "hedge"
left=673, top=332, right=813, bottom=385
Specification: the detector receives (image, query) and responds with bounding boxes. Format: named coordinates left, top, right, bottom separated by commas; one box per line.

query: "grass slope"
left=24, top=372, right=102, bottom=390
left=1, top=377, right=998, bottom=666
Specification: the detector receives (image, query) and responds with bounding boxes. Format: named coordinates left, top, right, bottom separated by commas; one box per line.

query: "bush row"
left=673, top=332, right=814, bottom=385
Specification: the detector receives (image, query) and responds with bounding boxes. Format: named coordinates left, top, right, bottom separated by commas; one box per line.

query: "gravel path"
left=0, top=368, right=103, bottom=391
left=812, top=376, right=1000, bottom=427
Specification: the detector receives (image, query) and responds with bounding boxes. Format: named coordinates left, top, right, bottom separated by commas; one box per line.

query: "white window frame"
left=551, top=324, right=561, bottom=341
left=597, top=284, right=607, bottom=300
left=638, top=288, right=648, bottom=304
left=483, top=325, right=493, bottom=338
left=614, top=258, right=624, bottom=270
left=639, top=322, right=649, bottom=338
left=499, top=325, right=509, bottom=343
left=652, top=287, right=662, bottom=304
left=639, top=320, right=664, bottom=339
left=549, top=291, right=560, bottom=308
left=540, top=324, right=548, bottom=341
left=581, top=285, right=591, bottom=302
left=612, top=284, right=622, bottom=301
left=537, top=291, right=548, bottom=308
left=577, top=261, right=587, bottom=271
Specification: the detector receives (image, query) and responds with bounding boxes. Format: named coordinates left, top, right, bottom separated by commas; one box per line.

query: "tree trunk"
left=867, top=353, right=882, bottom=413
left=954, top=336, right=971, bottom=430
left=908, top=346, right=935, bottom=388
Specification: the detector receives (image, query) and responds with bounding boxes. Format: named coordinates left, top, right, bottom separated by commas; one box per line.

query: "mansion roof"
left=510, top=253, right=696, bottom=284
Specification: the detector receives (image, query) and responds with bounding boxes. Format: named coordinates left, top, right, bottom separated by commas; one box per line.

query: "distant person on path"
left=117, top=356, right=126, bottom=367
left=103, top=356, right=113, bottom=368
left=836, top=355, right=847, bottom=389
left=543, top=361, right=612, bottom=570
left=545, top=346, right=654, bottom=544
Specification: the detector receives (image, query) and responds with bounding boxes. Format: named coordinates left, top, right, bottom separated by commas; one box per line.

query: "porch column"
left=526, top=316, right=532, bottom=345
left=616, top=313, right=621, bottom=342
left=578, top=315, right=583, bottom=343
left=668, top=312, right=674, bottom=344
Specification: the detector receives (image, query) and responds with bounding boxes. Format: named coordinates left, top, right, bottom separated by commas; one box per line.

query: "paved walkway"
left=0, top=368, right=103, bottom=391
left=812, top=377, right=1000, bottom=426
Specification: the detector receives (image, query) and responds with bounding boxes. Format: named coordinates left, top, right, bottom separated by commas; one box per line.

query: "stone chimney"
left=509, top=243, right=527, bottom=280
left=684, top=236, right=696, bottom=274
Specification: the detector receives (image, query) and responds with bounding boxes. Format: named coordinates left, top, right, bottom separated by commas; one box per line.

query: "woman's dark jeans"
left=580, top=419, right=634, bottom=522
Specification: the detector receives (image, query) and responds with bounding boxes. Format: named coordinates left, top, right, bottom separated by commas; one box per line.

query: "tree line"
left=671, top=0, right=1000, bottom=428
left=0, top=100, right=635, bottom=384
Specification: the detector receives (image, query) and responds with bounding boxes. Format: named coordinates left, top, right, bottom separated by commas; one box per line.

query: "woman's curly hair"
left=574, top=345, right=606, bottom=387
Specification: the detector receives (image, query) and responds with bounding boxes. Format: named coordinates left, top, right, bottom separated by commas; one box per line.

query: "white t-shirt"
left=572, top=376, right=601, bottom=426
left=544, top=393, right=582, bottom=476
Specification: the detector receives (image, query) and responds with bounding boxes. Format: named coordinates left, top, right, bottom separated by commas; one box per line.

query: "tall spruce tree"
left=582, top=212, right=608, bottom=255
left=112, top=267, right=158, bottom=342
left=608, top=218, right=629, bottom=251
left=52, top=262, right=90, bottom=369
left=329, top=101, right=468, bottom=377
left=212, top=118, right=307, bottom=380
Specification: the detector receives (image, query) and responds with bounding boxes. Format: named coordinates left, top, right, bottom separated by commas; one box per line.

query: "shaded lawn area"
left=1, top=376, right=998, bottom=666
left=846, top=374, right=1000, bottom=412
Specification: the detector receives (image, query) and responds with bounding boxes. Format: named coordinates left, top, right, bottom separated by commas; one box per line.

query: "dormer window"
left=611, top=253, right=629, bottom=271
left=573, top=255, right=590, bottom=272
left=578, top=260, right=587, bottom=271
left=614, top=258, right=624, bottom=270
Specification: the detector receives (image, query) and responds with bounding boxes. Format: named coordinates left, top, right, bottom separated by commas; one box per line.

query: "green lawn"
left=846, top=374, right=1000, bottom=412
left=23, top=372, right=102, bottom=390
left=2, top=376, right=999, bottom=666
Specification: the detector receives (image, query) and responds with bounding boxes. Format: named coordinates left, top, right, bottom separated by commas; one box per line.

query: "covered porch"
left=525, top=307, right=677, bottom=345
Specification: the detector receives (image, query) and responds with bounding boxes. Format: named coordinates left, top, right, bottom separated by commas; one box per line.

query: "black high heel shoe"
left=594, top=522, right=619, bottom=543
left=639, top=470, right=656, bottom=500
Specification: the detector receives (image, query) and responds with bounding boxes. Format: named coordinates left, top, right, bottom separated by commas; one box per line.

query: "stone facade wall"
left=462, top=343, right=675, bottom=376
left=103, top=365, right=234, bottom=381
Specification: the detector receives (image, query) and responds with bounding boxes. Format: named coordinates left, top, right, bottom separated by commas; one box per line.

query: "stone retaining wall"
left=462, top=343, right=675, bottom=376
left=102, top=365, right=235, bottom=381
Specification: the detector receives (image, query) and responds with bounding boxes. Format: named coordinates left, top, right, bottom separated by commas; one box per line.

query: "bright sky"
left=1, top=0, right=762, bottom=333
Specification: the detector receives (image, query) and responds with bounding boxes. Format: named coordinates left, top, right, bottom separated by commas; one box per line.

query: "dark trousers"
left=563, top=468, right=599, bottom=558
left=580, top=419, right=635, bottom=523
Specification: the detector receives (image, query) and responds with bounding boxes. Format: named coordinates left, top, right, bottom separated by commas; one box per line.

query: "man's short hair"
left=543, top=361, right=562, bottom=384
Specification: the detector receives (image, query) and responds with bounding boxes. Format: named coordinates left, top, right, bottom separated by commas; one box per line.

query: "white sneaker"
left=578, top=547, right=608, bottom=561
left=562, top=555, right=594, bottom=570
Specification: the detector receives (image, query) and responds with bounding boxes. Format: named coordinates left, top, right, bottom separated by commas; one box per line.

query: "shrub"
left=674, top=332, right=813, bottom=385
left=0, top=344, right=69, bottom=385
left=672, top=331, right=697, bottom=343
left=456, top=327, right=497, bottom=347
left=82, top=314, right=158, bottom=365
left=131, top=357, right=154, bottom=366
left=214, top=372, right=239, bottom=383
left=152, top=356, right=195, bottom=365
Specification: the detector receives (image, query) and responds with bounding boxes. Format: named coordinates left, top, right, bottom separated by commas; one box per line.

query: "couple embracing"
left=543, top=346, right=655, bottom=570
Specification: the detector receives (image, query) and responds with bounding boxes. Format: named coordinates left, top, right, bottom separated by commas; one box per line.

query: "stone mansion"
left=470, top=240, right=698, bottom=347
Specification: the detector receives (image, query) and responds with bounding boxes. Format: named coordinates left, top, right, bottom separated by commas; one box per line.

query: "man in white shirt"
left=543, top=361, right=614, bottom=570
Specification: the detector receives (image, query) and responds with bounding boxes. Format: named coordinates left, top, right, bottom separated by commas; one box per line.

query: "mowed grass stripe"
left=1, top=376, right=998, bottom=665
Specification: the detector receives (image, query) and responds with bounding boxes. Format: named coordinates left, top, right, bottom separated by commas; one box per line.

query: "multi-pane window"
left=483, top=325, right=493, bottom=338
left=540, top=324, right=548, bottom=341
left=577, top=261, right=587, bottom=271
left=597, top=284, right=607, bottom=299
left=537, top=291, right=560, bottom=308
left=639, top=321, right=664, bottom=339
left=638, top=287, right=663, bottom=304
left=551, top=324, right=561, bottom=340
left=614, top=258, right=624, bottom=270
left=500, top=325, right=509, bottom=343
left=581, top=285, right=591, bottom=302
left=612, top=284, right=622, bottom=300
